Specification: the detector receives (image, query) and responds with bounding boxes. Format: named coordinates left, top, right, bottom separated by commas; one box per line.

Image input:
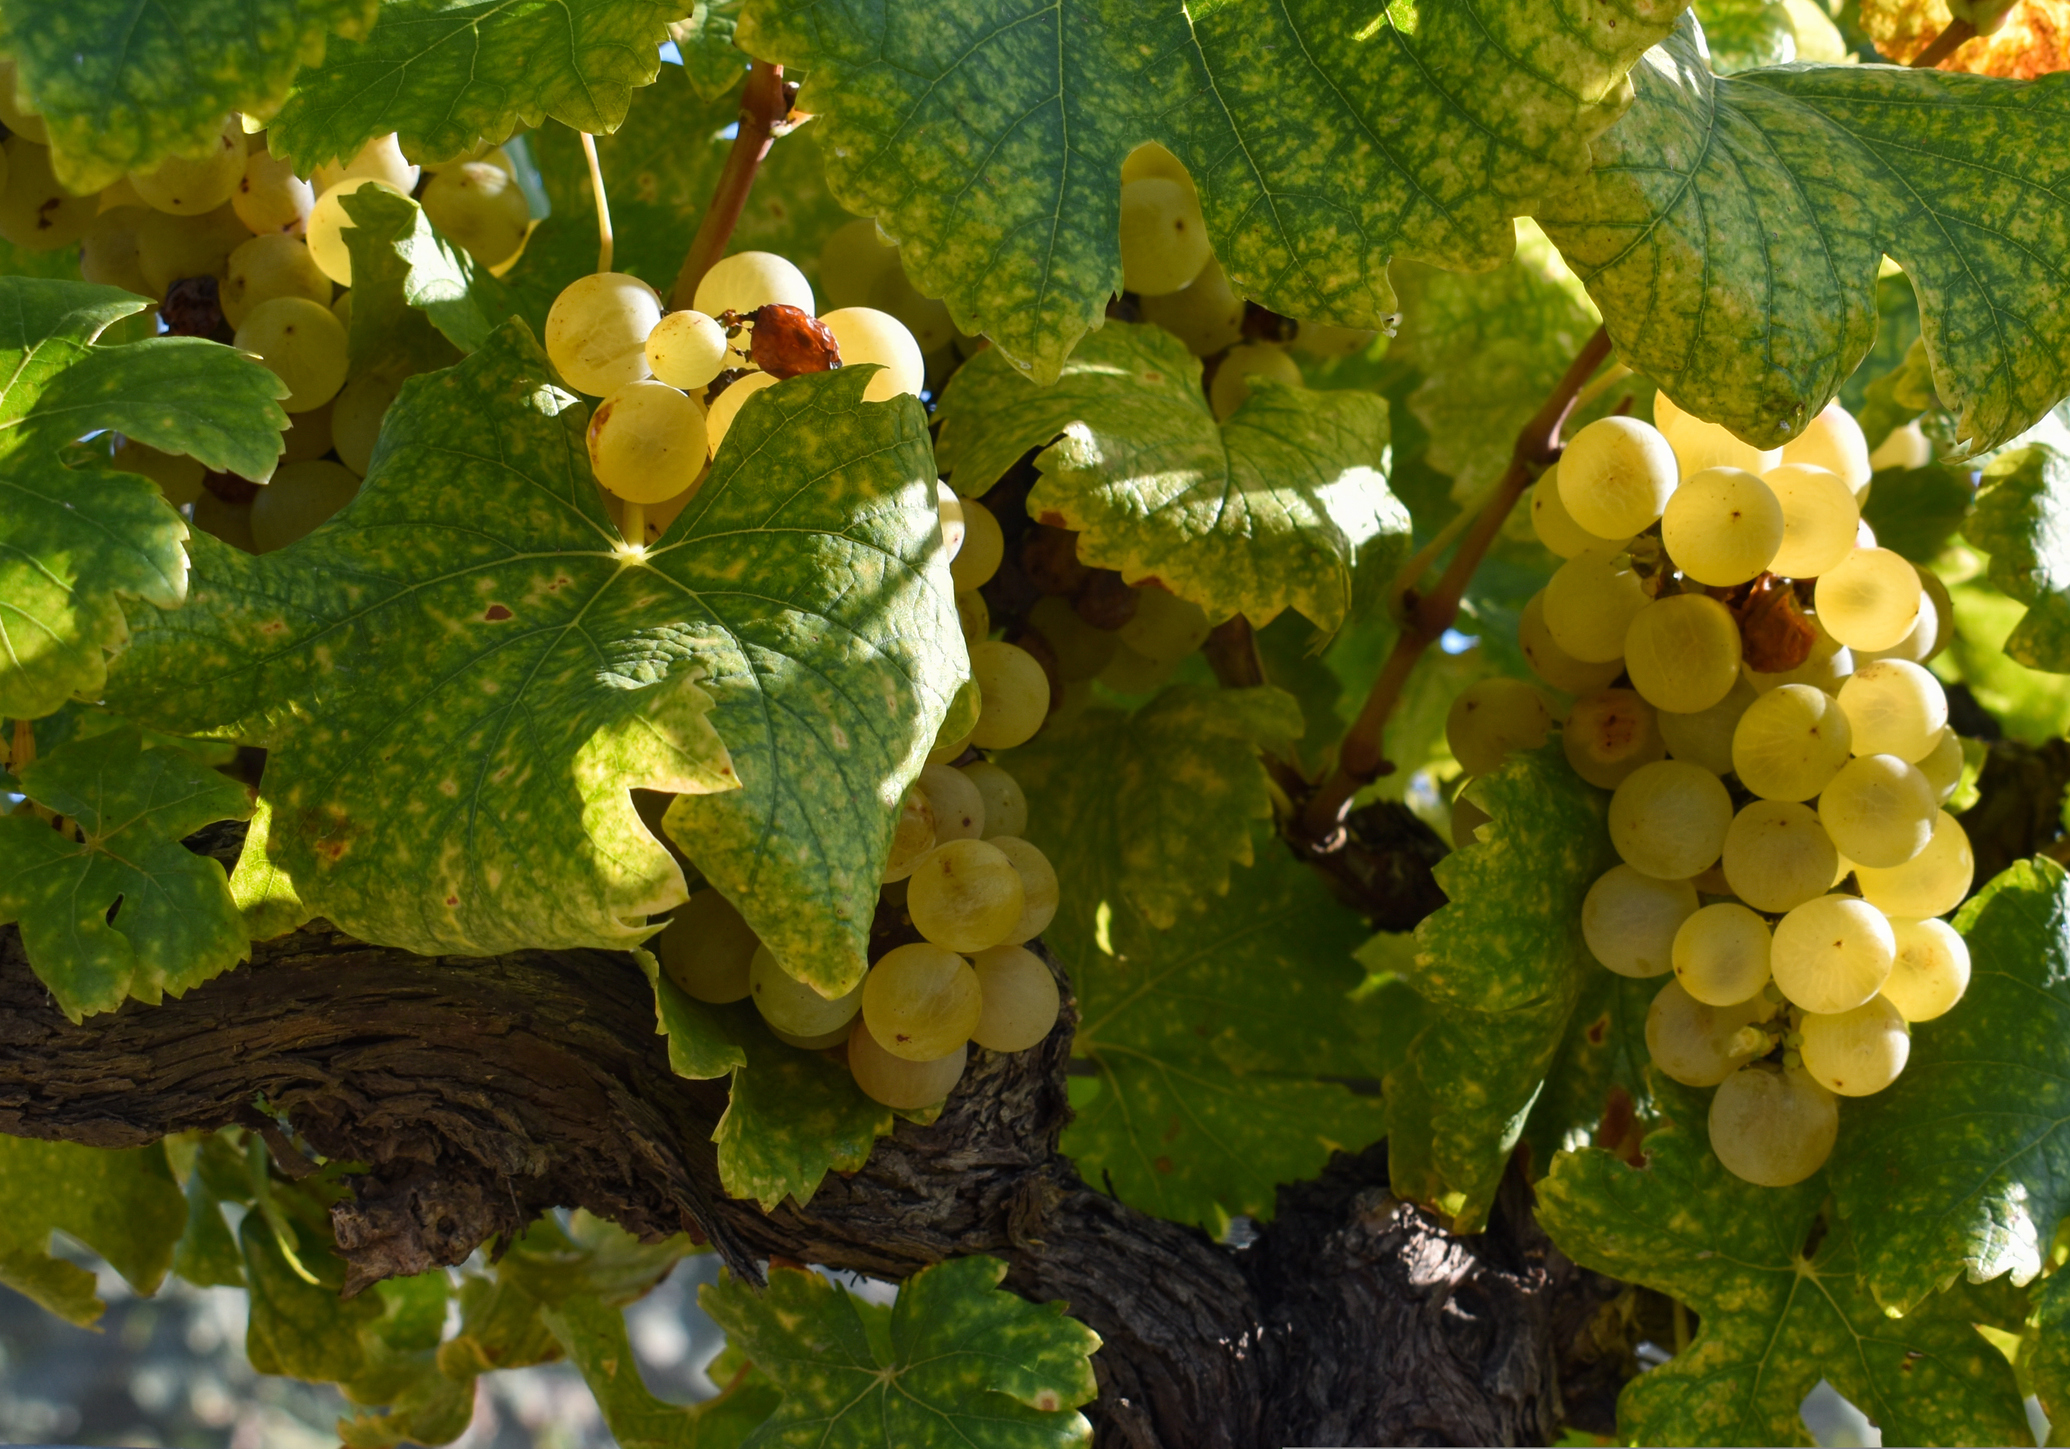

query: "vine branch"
left=1910, top=18, right=1977, bottom=67
left=669, top=61, right=796, bottom=310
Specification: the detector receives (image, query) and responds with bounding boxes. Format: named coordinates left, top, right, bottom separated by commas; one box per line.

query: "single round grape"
left=1883, top=916, right=1971, bottom=1021
left=990, top=836, right=1058, bottom=943
left=1661, top=467, right=1786, bottom=585
left=1530, top=463, right=1620, bottom=558
left=848, top=1019, right=966, bottom=1109
left=587, top=380, right=708, bottom=505
left=1859, top=566, right=1951, bottom=666
left=816, top=305, right=924, bottom=402
left=1743, top=613, right=1855, bottom=695
left=1451, top=783, right=1491, bottom=849
left=1780, top=401, right=1872, bottom=495
left=1854, top=810, right=1972, bottom=919
left=0, top=62, right=48, bottom=143
left=693, top=250, right=815, bottom=323
left=1583, top=866, right=1698, bottom=978
left=1916, top=727, right=1963, bottom=803
left=1800, top=995, right=1910, bottom=1096
left=881, top=784, right=937, bottom=884
left=221, top=233, right=330, bottom=329
left=234, top=150, right=314, bottom=236
left=1608, top=760, right=1735, bottom=881
left=136, top=202, right=250, bottom=295
left=1651, top=389, right=1685, bottom=432
left=1673, top=902, right=1773, bottom=1006
left=0, top=137, right=94, bottom=251
left=545, top=270, right=664, bottom=396
left=1837, top=659, right=1947, bottom=763
left=1292, top=321, right=1377, bottom=358
left=109, top=437, right=205, bottom=506
left=192, top=492, right=256, bottom=552
left=1646, top=980, right=1774, bottom=1087
left=1445, top=678, right=1553, bottom=777
left=1659, top=676, right=1758, bottom=777
left=312, top=134, right=419, bottom=196
left=1118, top=588, right=1210, bottom=665
left=331, top=289, right=353, bottom=331
left=919, top=763, right=986, bottom=843
left=706, top=372, right=780, bottom=456
left=951, top=498, right=1004, bottom=591
left=969, top=641, right=1050, bottom=749
left=1869, top=419, right=1932, bottom=474
left=1027, top=595, right=1115, bottom=681
left=750, top=946, right=863, bottom=1037
left=1209, top=342, right=1303, bottom=421
left=331, top=371, right=398, bottom=477
left=1732, top=683, right=1854, bottom=801
left=1771, top=893, right=1895, bottom=1013
left=130, top=119, right=245, bottom=215
left=644, top=310, right=730, bottom=391
left=1563, top=688, right=1666, bottom=790
left=1708, top=1064, right=1838, bottom=1186
left=1545, top=548, right=1649, bottom=663
left=863, top=942, right=983, bottom=1060
left=1660, top=411, right=1783, bottom=479
left=81, top=206, right=151, bottom=296
left=1819, top=753, right=1936, bottom=868
left=961, top=762, right=1028, bottom=839
left=1763, top=462, right=1860, bottom=578
left=936, top=481, right=966, bottom=560
left=1119, top=176, right=1210, bottom=296
left=817, top=217, right=902, bottom=310
left=304, top=177, right=409, bottom=285
left=1624, top=592, right=1744, bottom=713
left=250, top=459, right=359, bottom=551
left=421, top=161, right=530, bottom=267
left=234, top=295, right=348, bottom=413
left=1121, top=140, right=1194, bottom=189
left=908, top=838, right=1026, bottom=953
left=772, top=1022, right=857, bottom=1051
left=1140, top=257, right=1246, bottom=357
left=654, top=889, right=759, bottom=1003
left=1816, top=547, right=1922, bottom=651
left=1722, top=799, right=1839, bottom=914
left=1518, top=590, right=1624, bottom=694
left=1557, top=417, right=1679, bottom=539
left=958, top=588, right=991, bottom=650
left=971, top=944, right=1061, bottom=1052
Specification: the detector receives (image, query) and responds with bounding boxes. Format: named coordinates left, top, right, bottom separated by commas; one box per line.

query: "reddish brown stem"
left=1294, top=326, right=1616, bottom=849
left=1910, top=17, right=1977, bottom=66
left=669, top=62, right=792, bottom=310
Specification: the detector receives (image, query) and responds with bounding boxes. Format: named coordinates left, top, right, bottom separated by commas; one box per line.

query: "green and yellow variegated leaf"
left=672, top=3, right=752, bottom=102
left=707, top=1004, right=894, bottom=1211
left=1539, top=14, right=2070, bottom=453
left=1540, top=1129, right=2030, bottom=1447
left=935, top=323, right=1406, bottom=631
left=1859, top=460, right=1976, bottom=563
left=1692, top=0, right=1799, bottom=71
left=538, top=1294, right=782, bottom=1449
left=1522, top=967, right=1657, bottom=1169
left=0, top=1136, right=186, bottom=1326
left=337, top=187, right=483, bottom=375
left=1964, top=442, right=2070, bottom=672
left=739, top=0, right=1684, bottom=383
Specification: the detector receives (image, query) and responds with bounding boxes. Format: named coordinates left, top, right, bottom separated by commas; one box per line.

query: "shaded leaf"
left=1861, top=461, right=1977, bottom=562
left=1694, top=0, right=1801, bottom=71
left=0, top=1135, right=186, bottom=1325
left=708, top=1004, right=893, bottom=1211
left=672, top=2, right=752, bottom=102
left=541, top=1293, right=782, bottom=1448
left=1965, top=442, right=2070, bottom=671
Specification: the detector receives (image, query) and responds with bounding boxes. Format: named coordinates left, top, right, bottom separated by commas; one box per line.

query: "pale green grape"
left=970, top=641, right=1050, bottom=749
left=0, top=62, right=48, bottom=143
left=1859, top=565, right=1951, bottom=666
left=936, top=481, right=966, bottom=560
left=706, top=372, right=780, bottom=456
left=1708, top=1064, right=1838, bottom=1186
left=881, top=784, right=937, bottom=884
left=772, top=1022, right=857, bottom=1051
left=1800, top=995, right=1910, bottom=1096
left=305, top=177, right=410, bottom=286
left=961, top=761, right=1028, bottom=840
left=1815, top=547, right=1922, bottom=651
left=1659, top=676, right=1758, bottom=777
left=1451, top=783, right=1491, bottom=849
left=1722, top=799, right=1838, bottom=914
left=1209, top=342, right=1302, bottom=421
left=655, top=889, right=760, bottom=1003
left=750, top=946, right=862, bottom=1037
left=312, top=134, right=418, bottom=196
left=586, top=380, right=708, bottom=505
left=1916, top=727, right=1963, bottom=803
left=1661, top=467, right=1785, bottom=585
left=109, top=437, right=205, bottom=506
left=919, top=763, right=986, bottom=843
left=1660, top=411, right=1783, bottom=479
left=1557, top=417, right=1679, bottom=539
left=644, top=310, right=730, bottom=391
left=1651, top=388, right=1686, bottom=432
left=136, top=203, right=250, bottom=295
left=1608, top=760, right=1734, bottom=881
left=1583, top=865, right=1698, bottom=978
left=250, top=459, right=359, bottom=551
left=1780, top=401, right=1872, bottom=495
left=1292, top=321, right=1378, bottom=358
left=545, top=271, right=664, bottom=396
left=1562, top=688, right=1666, bottom=790
left=233, top=150, right=314, bottom=236
left=1118, top=588, right=1210, bottom=665
left=951, top=499, right=1004, bottom=590
left=1837, top=659, right=1947, bottom=762
left=221, top=233, right=330, bottom=329
left=819, top=305, right=924, bottom=401
left=81, top=206, right=151, bottom=296
left=1763, top=462, right=1859, bottom=578
left=1121, top=140, right=1195, bottom=189
left=848, top=1019, right=966, bottom=1108
left=1119, top=176, right=1210, bottom=295
left=1518, top=589, right=1625, bottom=694
left=1646, top=980, right=1774, bottom=1087
left=1027, top=595, right=1116, bottom=682
left=234, top=296, right=348, bottom=413
left=990, top=836, right=1058, bottom=943
left=421, top=161, right=530, bottom=267
left=1731, top=683, right=1853, bottom=801
left=1140, top=257, right=1246, bottom=357
left=130, top=118, right=245, bottom=215
left=1544, top=548, right=1649, bottom=663
left=693, top=250, right=815, bottom=325
left=332, top=372, right=398, bottom=477
left=1624, top=592, right=1743, bottom=713
left=1530, top=463, right=1620, bottom=558
left=862, top=942, right=983, bottom=1060
left=1819, top=753, right=1936, bottom=868
left=1854, top=810, right=1972, bottom=918
left=0, top=137, right=94, bottom=251
left=1882, top=916, right=1971, bottom=1021
left=1869, top=420, right=1932, bottom=474
left=817, top=217, right=901, bottom=310
left=908, top=839, right=1026, bottom=952
left=958, top=589, right=990, bottom=650
left=1771, top=893, right=1895, bottom=1013
left=1444, top=678, right=1552, bottom=776
left=1672, top=902, right=1773, bottom=1006
left=971, top=944, right=1061, bottom=1052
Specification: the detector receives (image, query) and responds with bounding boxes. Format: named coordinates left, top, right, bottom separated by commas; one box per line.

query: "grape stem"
left=579, top=131, right=614, bottom=275
left=1293, top=325, right=1616, bottom=850
left=669, top=61, right=796, bottom=310
left=621, top=500, right=645, bottom=545
left=1910, top=17, right=1976, bottom=66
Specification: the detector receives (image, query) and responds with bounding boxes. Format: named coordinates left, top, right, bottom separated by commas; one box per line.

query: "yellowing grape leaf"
left=1862, top=0, right=2070, bottom=75
left=1692, top=0, right=1801, bottom=71
left=1540, top=1128, right=2030, bottom=1447
left=739, top=0, right=1682, bottom=383
left=0, top=279, right=287, bottom=720
left=0, top=1136, right=186, bottom=1325
left=1539, top=13, right=2070, bottom=454
left=539, top=1294, right=782, bottom=1449
left=701, top=1256, right=1099, bottom=1448
left=0, top=0, right=379, bottom=193
left=709, top=1004, right=894, bottom=1211
left=935, top=323, right=1407, bottom=631
left=1962, top=442, right=2070, bottom=672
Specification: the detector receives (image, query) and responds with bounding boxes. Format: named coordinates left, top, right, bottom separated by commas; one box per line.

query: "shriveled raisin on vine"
left=743, top=304, right=842, bottom=378
left=1734, top=574, right=1818, bottom=674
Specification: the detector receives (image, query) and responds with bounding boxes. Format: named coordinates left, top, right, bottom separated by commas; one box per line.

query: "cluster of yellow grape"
left=1446, top=397, right=1973, bottom=1187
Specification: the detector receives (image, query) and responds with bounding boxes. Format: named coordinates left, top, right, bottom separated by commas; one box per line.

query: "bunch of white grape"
left=1456, top=394, right=1975, bottom=1188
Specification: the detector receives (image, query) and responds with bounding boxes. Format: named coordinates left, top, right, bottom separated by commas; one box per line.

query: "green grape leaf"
left=638, top=949, right=751, bottom=1081
left=935, top=322, right=1406, bottom=631
left=336, top=187, right=474, bottom=378
left=0, top=0, right=379, bottom=194
left=2033, top=1269, right=2070, bottom=1436
left=1001, top=685, right=1303, bottom=929
left=1522, top=967, right=1658, bottom=1171
left=0, top=728, right=254, bottom=1021
left=105, top=326, right=959, bottom=984
left=709, top=1005, right=894, bottom=1211
left=1693, top=0, right=1800, bottom=71
left=541, top=1294, right=782, bottom=1448
left=0, top=1136, right=186, bottom=1326
left=1937, top=577, right=2070, bottom=743
left=1964, top=443, right=2070, bottom=673
left=269, top=0, right=680, bottom=172
left=1860, top=461, right=1977, bottom=563
left=701, top=1256, right=1099, bottom=1447
left=1842, top=270, right=1927, bottom=424
left=242, top=1206, right=381, bottom=1384
left=1829, top=857, right=2070, bottom=1313
left=1538, top=15, right=2070, bottom=454
left=740, top=0, right=1681, bottom=383
left=0, top=278, right=288, bottom=719
left=496, top=1209, right=702, bottom=1309
left=1539, top=1129, right=2031, bottom=1447
left=671, top=3, right=751, bottom=103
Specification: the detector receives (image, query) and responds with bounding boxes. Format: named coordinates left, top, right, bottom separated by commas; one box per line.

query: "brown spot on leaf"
left=1585, top=1013, right=1610, bottom=1047
left=1154, top=1155, right=1174, bottom=1174
left=483, top=603, right=513, bottom=622
left=445, top=895, right=461, bottom=907
left=1037, top=510, right=1069, bottom=528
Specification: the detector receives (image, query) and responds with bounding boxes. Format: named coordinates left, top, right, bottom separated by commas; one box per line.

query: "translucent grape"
left=919, top=763, right=985, bottom=843
left=422, top=161, right=531, bottom=267
left=1659, top=676, right=1758, bottom=777
left=1563, top=687, right=1666, bottom=790
left=1731, top=683, right=1853, bottom=801
left=1819, top=753, right=1936, bottom=868
left=331, top=372, right=398, bottom=477
left=958, top=589, right=991, bottom=650
left=587, top=380, right=708, bottom=505
left=1646, top=981, right=1774, bottom=1087
left=0, top=137, right=94, bottom=251
left=969, top=641, right=1050, bottom=749
left=1882, top=916, right=1971, bottom=1022
left=1722, top=799, right=1838, bottom=914
left=1608, top=760, right=1734, bottom=881
left=1140, top=257, right=1246, bottom=357
left=1545, top=549, right=1650, bottom=664
left=221, top=233, right=330, bottom=329
left=1118, top=588, right=1211, bottom=665
left=863, top=942, right=983, bottom=1060
left=1816, top=548, right=1922, bottom=651
left=749, top=947, right=863, bottom=1037
left=655, top=889, right=759, bottom=1003
left=1583, top=866, right=1698, bottom=978
left=1451, top=784, right=1491, bottom=849
left=908, top=838, right=1027, bottom=953
left=644, top=310, right=730, bottom=391
left=109, top=438, right=205, bottom=506
left=881, top=784, right=937, bottom=884
left=0, top=62, right=49, bottom=143
left=1027, top=595, right=1116, bottom=682
left=1708, top=1064, right=1838, bottom=1186
left=693, top=250, right=815, bottom=325
left=1445, top=678, right=1554, bottom=776
left=136, top=203, right=250, bottom=295
left=1800, top=995, right=1910, bottom=1096
left=1859, top=566, right=1951, bottom=666
left=936, top=481, right=966, bottom=561
left=1916, top=727, right=1963, bottom=803
left=1650, top=388, right=1685, bottom=432
left=1672, top=902, right=1773, bottom=1006
left=1869, top=420, right=1932, bottom=474
left=1530, top=464, right=1621, bottom=558
left=1209, top=342, right=1303, bottom=421
left=545, top=271, right=663, bottom=396
left=950, top=498, right=1004, bottom=591
left=1780, top=402, right=1872, bottom=495
left=1837, top=659, right=1947, bottom=763
left=1763, top=462, right=1860, bottom=578
left=811, top=305, right=921, bottom=402
left=990, top=836, right=1058, bottom=943
left=130, top=119, right=245, bottom=215
left=233, top=150, right=314, bottom=236
left=1771, top=894, right=1895, bottom=1013
left=1660, top=467, right=1785, bottom=585
left=305, top=178, right=406, bottom=285
left=962, top=762, right=1029, bottom=840
left=1660, top=411, right=1783, bottom=479
left=80, top=206, right=151, bottom=296
left=1854, top=811, right=1973, bottom=918
left=1553, top=417, right=1676, bottom=539
left=250, top=460, right=359, bottom=551
left=1624, top=592, right=1744, bottom=713
left=1519, top=590, right=1625, bottom=694
left=848, top=1020, right=966, bottom=1109
left=1119, top=176, right=1211, bottom=295
left=971, top=944, right=1061, bottom=1052
left=706, top=372, right=780, bottom=456
left=234, top=296, right=348, bottom=413
left=312, top=134, right=418, bottom=196
left=1291, top=321, right=1377, bottom=359
left=817, top=217, right=902, bottom=310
